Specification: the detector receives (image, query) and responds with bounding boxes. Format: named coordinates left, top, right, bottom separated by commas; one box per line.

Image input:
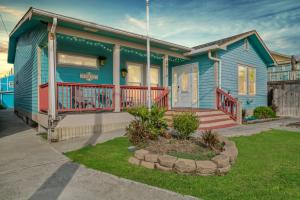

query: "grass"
left=65, top=130, right=300, bottom=200
left=167, top=150, right=215, bottom=160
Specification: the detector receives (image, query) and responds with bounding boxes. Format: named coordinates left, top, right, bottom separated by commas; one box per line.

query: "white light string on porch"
left=56, top=34, right=187, bottom=63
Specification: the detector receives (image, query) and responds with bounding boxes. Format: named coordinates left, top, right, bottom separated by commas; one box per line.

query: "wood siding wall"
left=268, top=81, right=300, bottom=116
left=14, top=24, right=48, bottom=115
left=219, top=39, right=268, bottom=110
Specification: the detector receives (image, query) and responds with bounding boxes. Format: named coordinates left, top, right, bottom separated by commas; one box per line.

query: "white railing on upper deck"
left=268, top=70, right=300, bottom=82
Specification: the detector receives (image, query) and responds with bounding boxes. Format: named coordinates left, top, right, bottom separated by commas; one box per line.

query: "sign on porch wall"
left=80, top=72, right=98, bottom=81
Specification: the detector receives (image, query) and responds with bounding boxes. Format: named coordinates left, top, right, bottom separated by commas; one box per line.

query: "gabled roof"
left=193, top=30, right=254, bottom=50
left=186, top=30, right=277, bottom=66
left=8, top=7, right=191, bottom=63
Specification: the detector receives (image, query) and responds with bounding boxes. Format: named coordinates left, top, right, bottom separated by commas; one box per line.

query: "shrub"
left=173, top=112, right=199, bottom=139
left=126, top=105, right=168, bottom=145
left=0, top=104, right=5, bottom=109
left=253, top=106, right=276, bottom=119
left=201, top=129, right=220, bottom=150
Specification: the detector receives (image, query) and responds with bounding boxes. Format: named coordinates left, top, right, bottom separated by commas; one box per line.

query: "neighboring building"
left=268, top=51, right=300, bottom=81
left=7, top=8, right=276, bottom=140
left=0, top=74, right=14, bottom=109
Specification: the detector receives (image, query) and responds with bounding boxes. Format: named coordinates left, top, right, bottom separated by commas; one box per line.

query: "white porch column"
left=113, top=44, right=121, bottom=112
left=163, top=55, right=169, bottom=87
left=48, top=19, right=57, bottom=121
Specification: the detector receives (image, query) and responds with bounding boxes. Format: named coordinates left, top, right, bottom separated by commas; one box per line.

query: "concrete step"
left=199, top=119, right=236, bottom=129
left=199, top=123, right=237, bottom=130
left=165, top=110, right=224, bottom=117
left=199, top=114, right=230, bottom=122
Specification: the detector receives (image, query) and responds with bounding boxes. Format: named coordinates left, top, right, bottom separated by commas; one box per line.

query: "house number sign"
left=80, top=72, right=99, bottom=81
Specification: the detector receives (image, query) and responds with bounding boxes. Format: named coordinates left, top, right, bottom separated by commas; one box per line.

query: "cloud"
left=125, top=15, right=146, bottom=31
left=0, top=6, right=24, bottom=18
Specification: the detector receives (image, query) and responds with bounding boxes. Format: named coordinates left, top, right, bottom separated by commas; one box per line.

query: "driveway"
left=0, top=110, right=197, bottom=200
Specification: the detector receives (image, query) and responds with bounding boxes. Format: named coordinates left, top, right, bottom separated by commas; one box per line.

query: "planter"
left=128, top=136, right=238, bottom=176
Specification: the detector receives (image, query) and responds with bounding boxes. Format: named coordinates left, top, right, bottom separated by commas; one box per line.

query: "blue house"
left=8, top=8, right=276, bottom=140
left=0, top=74, right=14, bottom=109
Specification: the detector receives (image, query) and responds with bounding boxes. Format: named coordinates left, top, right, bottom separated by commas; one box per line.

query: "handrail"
left=216, top=88, right=238, bottom=121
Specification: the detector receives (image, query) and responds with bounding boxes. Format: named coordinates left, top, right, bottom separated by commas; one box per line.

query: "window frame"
left=125, top=61, right=161, bottom=87
left=57, top=52, right=99, bottom=69
left=237, top=64, right=257, bottom=96
left=248, top=67, right=256, bottom=96
left=238, top=65, right=248, bottom=95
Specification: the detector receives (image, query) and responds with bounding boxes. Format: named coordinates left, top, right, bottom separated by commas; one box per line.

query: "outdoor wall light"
left=98, top=56, right=107, bottom=67
left=121, top=68, right=128, bottom=78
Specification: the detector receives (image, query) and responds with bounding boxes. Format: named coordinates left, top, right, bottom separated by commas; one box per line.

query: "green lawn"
left=65, top=130, right=300, bottom=200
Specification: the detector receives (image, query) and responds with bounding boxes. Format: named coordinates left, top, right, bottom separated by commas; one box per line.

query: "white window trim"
left=238, top=64, right=256, bottom=96
left=248, top=67, right=256, bottom=96
left=126, top=62, right=161, bottom=87
left=57, top=52, right=99, bottom=69
left=126, top=62, right=144, bottom=86
left=238, top=65, right=247, bottom=95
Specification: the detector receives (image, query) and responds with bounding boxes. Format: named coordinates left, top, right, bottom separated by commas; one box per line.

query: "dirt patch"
left=144, top=137, right=216, bottom=160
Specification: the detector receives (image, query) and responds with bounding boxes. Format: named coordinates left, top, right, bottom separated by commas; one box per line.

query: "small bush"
left=126, top=120, right=154, bottom=145
left=201, top=129, right=220, bottom=150
left=253, top=106, right=276, bottom=119
left=126, top=105, right=168, bottom=145
left=173, top=112, right=199, bottom=139
left=0, top=104, right=5, bottom=109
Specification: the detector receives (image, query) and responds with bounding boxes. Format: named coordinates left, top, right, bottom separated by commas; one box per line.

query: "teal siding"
left=120, top=48, right=163, bottom=86
left=0, top=75, right=14, bottom=109
left=14, top=24, right=47, bottom=114
left=41, top=48, right=48, bottom=84
left=168, top=55, right=215, bottom=109
left=219, top=39, right=268, bottom=109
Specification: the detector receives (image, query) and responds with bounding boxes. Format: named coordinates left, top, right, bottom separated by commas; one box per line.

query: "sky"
left=0, top=0, right=299, bottom=76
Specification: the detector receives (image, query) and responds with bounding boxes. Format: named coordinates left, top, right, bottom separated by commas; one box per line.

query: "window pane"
left=58, top=53, right=97, bottom=68
left=181, top=72, right=189, bottom=92
left=238, top=66, right=247, bottom=95
left=248, top=68, right=256, bottom=95
left=127, top=64, right=142, bottom=86
left=150, top=67, right=159, bottom=87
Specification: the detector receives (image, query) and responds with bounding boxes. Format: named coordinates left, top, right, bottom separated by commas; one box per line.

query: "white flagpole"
left=146, top=0, right=151, bottom=111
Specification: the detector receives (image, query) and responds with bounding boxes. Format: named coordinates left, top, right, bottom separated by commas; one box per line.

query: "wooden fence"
left=268, top=80, right=300, bottom=116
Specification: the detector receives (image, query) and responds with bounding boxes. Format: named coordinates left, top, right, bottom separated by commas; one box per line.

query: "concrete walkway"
left=216, top=117, right=300, bottom=137
left=0, top=110, right=197, bottom=200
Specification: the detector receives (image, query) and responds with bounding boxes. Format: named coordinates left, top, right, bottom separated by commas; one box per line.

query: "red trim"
left=216, top=88, right=238, bottom=121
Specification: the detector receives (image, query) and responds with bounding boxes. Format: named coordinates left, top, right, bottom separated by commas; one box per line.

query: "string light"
left=57, top=34, right=187, bottom=63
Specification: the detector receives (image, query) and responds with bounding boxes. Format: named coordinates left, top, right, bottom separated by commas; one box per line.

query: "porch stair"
left=165, top=109, right=237, bottom=131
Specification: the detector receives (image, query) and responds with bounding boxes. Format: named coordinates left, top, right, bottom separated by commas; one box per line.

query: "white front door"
left=172, top=63, right=198, bottom=108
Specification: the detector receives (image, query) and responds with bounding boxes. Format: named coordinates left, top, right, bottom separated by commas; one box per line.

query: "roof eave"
left=184, top=45, right=225, bottom=56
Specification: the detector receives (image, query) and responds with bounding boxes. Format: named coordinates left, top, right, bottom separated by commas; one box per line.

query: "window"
left=238, top=65, right=256, bottom=95
left=238, top=66, right=247, bottom=95
left=127, top=63, right=143, bottom=86
left=244, top=39, right=249, bottom=50
left=58, top=53, right=98, bottom=68
left=248, top=67, right=256, bottom=95
left=150, top=67, right=160, bottom=87
left=8, top=81, right=14, bottom=88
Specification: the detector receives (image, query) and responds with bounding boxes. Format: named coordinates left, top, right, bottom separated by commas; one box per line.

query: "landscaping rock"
left=128, top=157, right=140, bottom=166
left=212, top=154, right=230, bottom=168
left=141, top=161, right=155, bottom=169
left=145, top=153, right=158, bottom=163
left=174, top=158, right=196, bottom=173
left=217, top=165, right=231, bottom=175
left=195, top=160, right=217, bottom=175
left=158, top=155, right=177, bottom=168
left=221, top=147, right=238, bottom=163
left=134, top=149, right=149, bottom=160
left=155, top=163, right=173, bottom=172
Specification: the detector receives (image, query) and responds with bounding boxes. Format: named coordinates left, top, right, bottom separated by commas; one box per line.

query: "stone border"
left=128, top=136, right=238, bottom=176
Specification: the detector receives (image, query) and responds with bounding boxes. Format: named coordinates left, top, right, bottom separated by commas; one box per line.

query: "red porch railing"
left=216, top=88, right=238, bottom=121
left=39, top=83, right=49, bottom=112
left=57, top=82, right=115, bottom=112
left=39, top=82, right=115, bottom=113
left=120, top=85, right=169, bottom=110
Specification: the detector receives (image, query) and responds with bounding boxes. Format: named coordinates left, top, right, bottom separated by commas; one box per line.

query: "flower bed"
left=128, top=136, right=238, bottom=176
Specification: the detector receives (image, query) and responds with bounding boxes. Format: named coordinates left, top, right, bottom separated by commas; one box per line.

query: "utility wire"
left=0, top=14, right=9, bottom=36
